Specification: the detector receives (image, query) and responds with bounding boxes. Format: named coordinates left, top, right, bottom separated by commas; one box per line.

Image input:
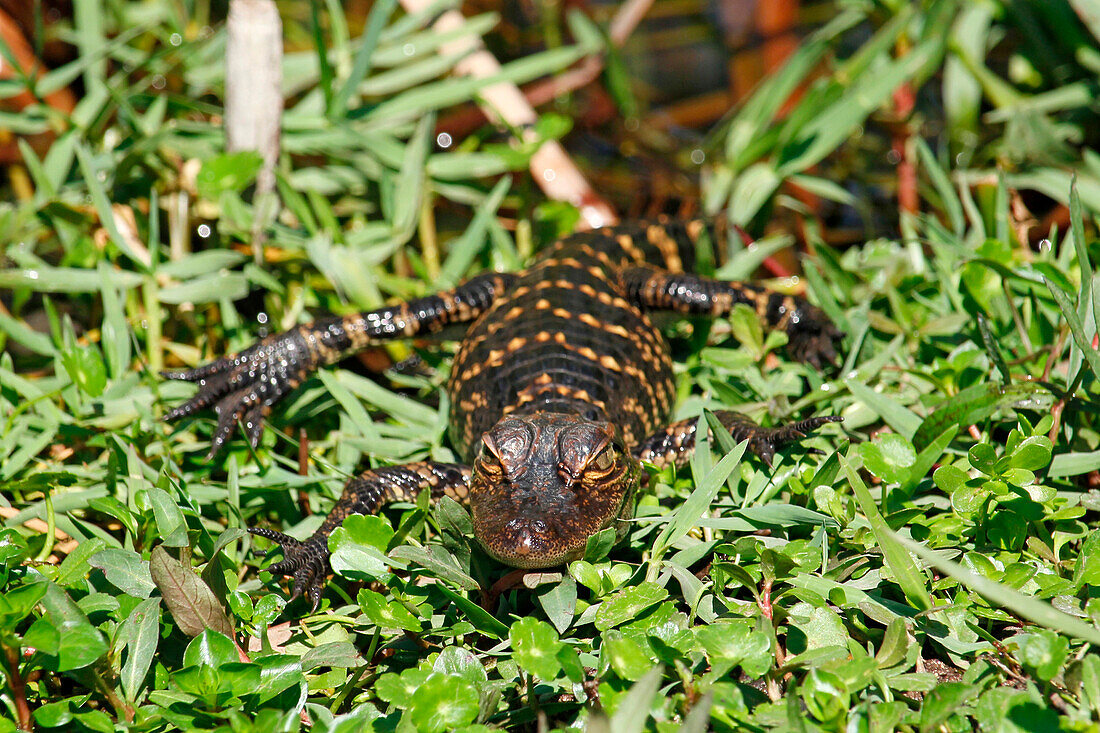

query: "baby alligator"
left=164, top=219, right=843, bottom=607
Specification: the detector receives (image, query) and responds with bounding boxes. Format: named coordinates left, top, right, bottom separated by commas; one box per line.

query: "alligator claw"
left=785, top=305, right=844, bottom=369
left=743, top=415, right=843, bottom=467
left=249, top=527, right=330, bottom=611
left=161, top=326, right=321, bottom=458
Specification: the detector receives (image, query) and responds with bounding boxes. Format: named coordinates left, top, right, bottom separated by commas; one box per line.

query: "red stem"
left=759, top=578, right=773, bottom=621
left=5, top=645, right=33, bottom=732
left=893, top=81, right=918, bottom=216
left=734, top=225, right=793, bottom=279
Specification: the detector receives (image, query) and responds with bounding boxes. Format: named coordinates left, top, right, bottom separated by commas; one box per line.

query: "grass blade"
left=846, top=379, right=922, bottom=439
left=609, top=665, right=663, bottom=733
left=98, top=262, right=131, bottom=380
left=895, top=532, right=1100, bottom=645
left=976, top=312, right=1010, bottom=384
left=777, top=36, right=942, bottom=176
left=1046, top=276, right=1100, bottom=382
left=1072, top=176, right=1092, bottom=279
left=332, top=0, right=398, bottom=115
left=391, top=113, right=434, bottom=238
left=915, top=137, right=964, bottom=235
left=653, top=437, right=747, bottom=558
left=309, top=0, right=335, bottom=112
left=437, top=175, right=511, bottom=288
left=74, top=142, right=147, bottom=272
left=841, top=455, right=933, bottom=612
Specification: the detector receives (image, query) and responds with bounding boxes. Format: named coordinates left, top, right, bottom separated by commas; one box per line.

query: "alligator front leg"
left=621, top=266, right=843, bottom=368
left=252, top=461, right=472, bottom=609
left=634, top=411, right=842, bottom=470
left=162, top=272, right=515, bottom=457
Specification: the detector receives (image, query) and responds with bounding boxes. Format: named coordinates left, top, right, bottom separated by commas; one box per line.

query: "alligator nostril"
left=514, top=529, right=533, bottom=556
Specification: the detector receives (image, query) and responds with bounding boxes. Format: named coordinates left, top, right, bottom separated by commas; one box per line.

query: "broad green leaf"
left=389, top=545, right=477, bottom=590
left=875, top=618, right=910, bottom=668
left=89, top=549, right=155, bottom=598
left=195, top=152, right=264, bottom=199
left=536, top=575, right=577, bottom=634
left=1018, top=629, right=1070, bottom=682
left=696, top=622, right=773, bottom=678
left=55, top=538, right=107, bottom=588
left=120, top=598, right=161, bottom=701
left=510, top=617, right=564, bottom=680
left=406, top=673, right=480, bottom=733
left=39, top=583, right=108, bottom=671
left=146, top=486, right=188, bottom=547
left=357, top=589, right=422, bottom=632
left=330, top=514, right=398, bottom=580
left=595, top=583, right=669, bottom=631
left=859, top=434, right=916, bottom=485
left=183, top=629, right=239, bottom=669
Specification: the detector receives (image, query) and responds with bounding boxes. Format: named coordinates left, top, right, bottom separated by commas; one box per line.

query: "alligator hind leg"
left=634, top=411, right=842, bottom=470
left=163, top=272, right=515, bottom=458
left=620, top=266, right=842, bottom=368
left=252, top=461, right=472, bottom=609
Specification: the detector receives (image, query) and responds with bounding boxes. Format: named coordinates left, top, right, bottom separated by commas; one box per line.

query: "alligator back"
left=447, top=220, right=722, bottom=459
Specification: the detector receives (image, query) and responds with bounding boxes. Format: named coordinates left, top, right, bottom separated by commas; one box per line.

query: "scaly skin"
left=163, top=218, right=844, bottom=607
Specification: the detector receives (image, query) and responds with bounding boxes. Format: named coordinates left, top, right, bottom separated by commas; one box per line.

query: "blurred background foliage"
left=5, top=0, right=1100, bottom=730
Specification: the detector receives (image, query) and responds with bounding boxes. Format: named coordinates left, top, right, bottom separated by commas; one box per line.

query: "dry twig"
left=401, top=0, right=620, bottom=229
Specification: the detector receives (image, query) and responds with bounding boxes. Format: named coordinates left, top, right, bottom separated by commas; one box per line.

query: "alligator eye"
left=588, top=448, right=615, bottom=473
left=477, top=446, right=504, bottom=475
left=483, top=419, right=535, bottom=478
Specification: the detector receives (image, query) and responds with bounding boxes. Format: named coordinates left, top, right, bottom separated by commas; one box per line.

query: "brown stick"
left=298, top=428, right=309, bottom=477
left=403, top=1, right=637, bottom=229
left=0, top=7, right=76, bottom=114
left=435, top=56, right=604, bottom=140
left=2, top=5, right=76, bottom=167
left=437, top=0, right=655, bottom=139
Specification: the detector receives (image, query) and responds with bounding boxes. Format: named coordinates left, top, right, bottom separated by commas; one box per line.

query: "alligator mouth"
left=470, top=478, right=638, bottom=569
left=476, top=516, right=589, bottom=569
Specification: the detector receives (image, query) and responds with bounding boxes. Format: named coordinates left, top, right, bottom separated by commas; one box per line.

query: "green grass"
left=5, top=1, right=1100, bottom=731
